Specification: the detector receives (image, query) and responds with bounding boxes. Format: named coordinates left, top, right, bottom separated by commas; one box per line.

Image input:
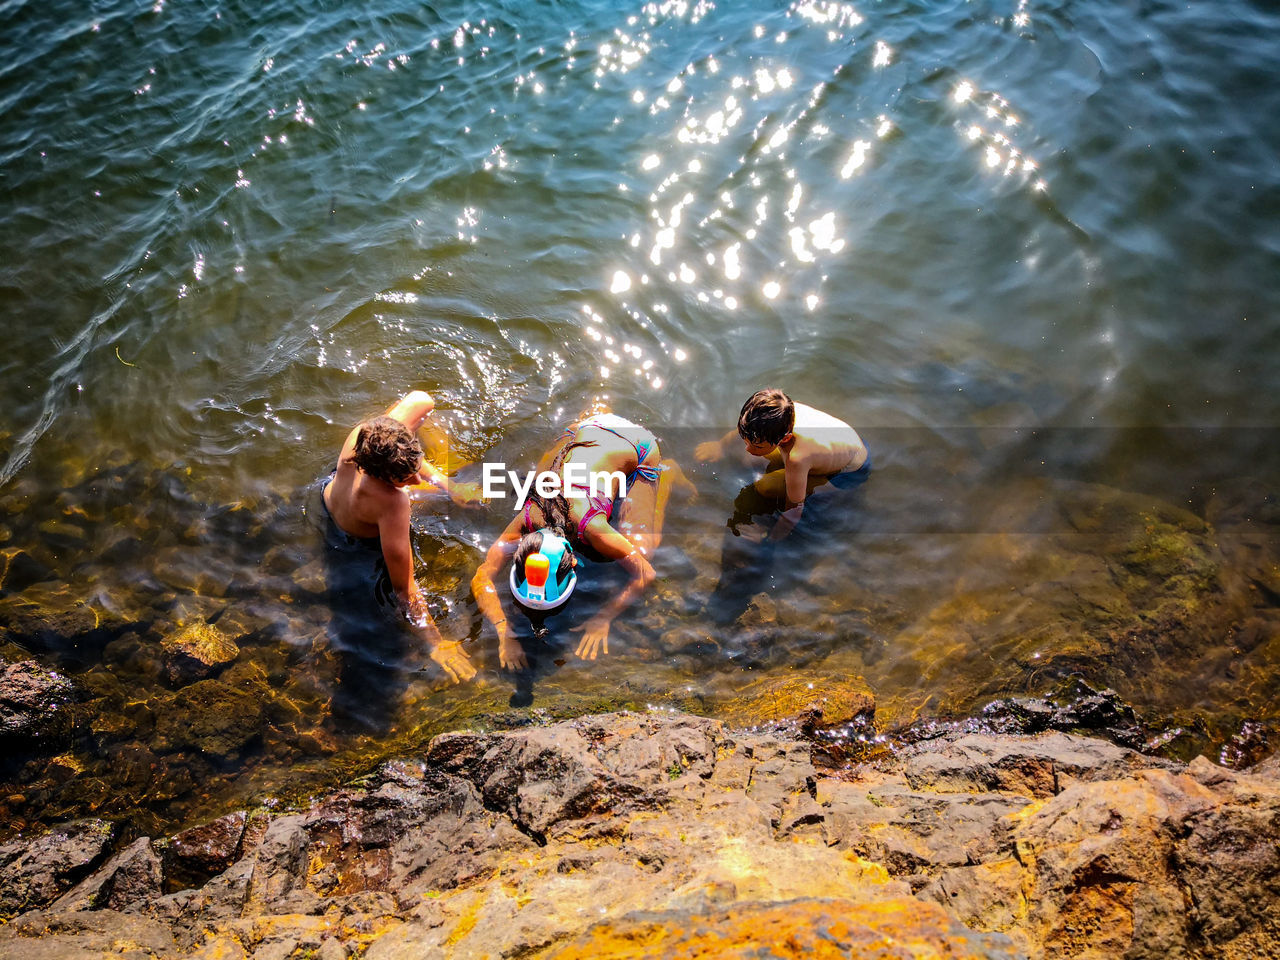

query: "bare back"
left=323, top=426, right=409, bottom=540
left=787, top=402, right=866, bottom=475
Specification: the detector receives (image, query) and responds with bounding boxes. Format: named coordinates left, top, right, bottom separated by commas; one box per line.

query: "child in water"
left=471, top=402, right=673, bottom=670
left=322, top=390, right=478, bottom=683
left=696, top=388, right=869, bottom=539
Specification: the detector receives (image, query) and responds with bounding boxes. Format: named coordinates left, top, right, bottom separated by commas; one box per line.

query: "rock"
left=52, top=837, right=163, bottom=912
left=981, top=696, right=1055, bottom=734
left=163, top=811, right=248, bottom=886
left=0, top=660, right=77, bottom=752
left=2, top=712, right=1279, bottom=959
left=150, top=676, right=266, bottom=760
left=0, top=819, right=115, bottom=916
left=0, top=583, right=130, bottom=661
left=714, top=675, right=876, bottom=732
left=893, top=731, right=1170, bottom=798
left=735, top=592, right=777, bottom=628
left=542, top=897, right=1023, bottom=959
left=161, top=619, right=240, bottom=685
left=0, top=907, right=176, bottom=958
left=0, top=547, right=51, bottom=596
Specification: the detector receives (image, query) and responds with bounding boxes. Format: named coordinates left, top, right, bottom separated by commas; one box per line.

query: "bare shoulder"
left=793, top=401, right=855, bottom=433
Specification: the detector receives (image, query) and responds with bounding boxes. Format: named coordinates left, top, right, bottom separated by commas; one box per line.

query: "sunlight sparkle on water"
left=840, top=141, right=871, bottom=178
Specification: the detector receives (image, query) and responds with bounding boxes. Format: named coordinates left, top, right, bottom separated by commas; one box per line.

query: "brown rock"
left=165, top=811, right=248, bottom=883
left=0, top=660, right=77, bottom=750
left=161, top=619, right=239, bottom=685
left=53, top=837, right=163, bottom=912
left=543, top=897, right=1023, bottom=959
left=0, top=819, right=115, bottom=917
left=715, top=675, right=876, bottom=731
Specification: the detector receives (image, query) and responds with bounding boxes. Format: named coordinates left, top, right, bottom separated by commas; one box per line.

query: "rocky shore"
left=1, top=709, right=1277, bottom=959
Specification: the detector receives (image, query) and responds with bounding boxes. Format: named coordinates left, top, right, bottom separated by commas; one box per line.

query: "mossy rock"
left=161, top=620, right=239, bottom=685
left=150, top=677, right=266, bottom=761
left=715, top=675, right=875, bottom=731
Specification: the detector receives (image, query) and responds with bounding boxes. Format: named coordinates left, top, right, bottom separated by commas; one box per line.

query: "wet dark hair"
left=511, top=528, right=575, bottom=586
left=348, top=415, right=422, bottom=485
left=521, top=437, right=597, bottom=537
left=737, top=388, right=795, bottom=446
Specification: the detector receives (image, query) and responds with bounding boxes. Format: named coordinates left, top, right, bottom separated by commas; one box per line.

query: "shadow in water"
left=494, top=557, right=630, bottom=707
left=708, top=471, right=873, bottom=626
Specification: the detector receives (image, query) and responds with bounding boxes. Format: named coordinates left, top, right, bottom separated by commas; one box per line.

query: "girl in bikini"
left=471, top=407, right=671, bottom=669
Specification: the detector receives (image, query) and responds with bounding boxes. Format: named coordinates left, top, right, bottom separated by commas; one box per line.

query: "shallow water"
left=1, top=0, right=1278, bottom=837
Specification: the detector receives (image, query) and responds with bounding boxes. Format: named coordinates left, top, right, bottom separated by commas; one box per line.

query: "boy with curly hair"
left=323, top=390, right=478, bottom=682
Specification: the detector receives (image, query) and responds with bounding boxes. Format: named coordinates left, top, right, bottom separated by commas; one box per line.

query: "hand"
left=695, top=441, right=724, bottom=463
left=448, top=481, right=489, bottom=507
left=498, top=623, right=528, bottom=670
left=768, top=504, right=802, bottom=541
left=572, top=617, right=611, bottom=660
left=430, top=640, right=477, bottom=683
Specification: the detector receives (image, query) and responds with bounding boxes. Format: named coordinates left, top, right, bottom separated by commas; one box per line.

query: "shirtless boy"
left=323, top=390, right=477, bottom=683
left=696, top=388, right=869, bottom=540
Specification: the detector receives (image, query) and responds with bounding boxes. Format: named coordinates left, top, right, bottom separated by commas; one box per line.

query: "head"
left=509, top=528, right=578, bottom=611
left=737, top=388, right=795, bottom=456
left=349, top=415, right=423, bottom=486
left=522, top=437, right=598, bottom=536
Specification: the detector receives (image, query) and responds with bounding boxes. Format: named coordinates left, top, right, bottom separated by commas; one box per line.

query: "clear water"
left=1, top=0, right=1278, bottom=837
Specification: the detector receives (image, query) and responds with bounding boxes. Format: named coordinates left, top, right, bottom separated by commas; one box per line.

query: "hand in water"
left=572, top=618, right=611, bottom=660
left=498, top=623, right=528, bottom=670
left=694, top=441, right=724, bottom=463
left=448, top=481, right=490, bottom=507
left=430, top=640, right=477, bottom=683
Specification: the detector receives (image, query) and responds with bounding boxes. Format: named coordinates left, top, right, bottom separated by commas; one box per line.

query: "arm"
left=695, top=427, right=739, bottom=463
left=770, top=456, right=811, bottom=541
left=471, top=515, right=526, bottom=669
left=385, top=390, right=435, bottom=431
left=572, top=521, right=656, bottom=660
left=378, top=495, right=475, bottom=682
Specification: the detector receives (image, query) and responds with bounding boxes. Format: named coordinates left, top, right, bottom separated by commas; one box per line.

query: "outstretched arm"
left=471, top=515, right=526, bottom=669
left=695, top=427, right=740, bottom=463
left=572, top=521, right=656, bottom=660
left=378, top=496, right=475, bottom=682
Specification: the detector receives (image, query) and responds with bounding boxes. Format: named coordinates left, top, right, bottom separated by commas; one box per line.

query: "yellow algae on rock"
left=714, top=674, right=875, bottom=730
left=543, top=897, right=1021, bottom=959
left=161, top=619, right=239, bottom=684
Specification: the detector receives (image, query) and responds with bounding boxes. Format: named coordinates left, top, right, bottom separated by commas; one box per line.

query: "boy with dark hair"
left=323, top=390, right=478, bottom=683
left=697, top=388, right=869, bottom=539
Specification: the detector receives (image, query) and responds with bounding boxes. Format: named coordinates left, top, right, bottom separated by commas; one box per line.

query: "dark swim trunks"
left=826, top=455, right=872, bottom=489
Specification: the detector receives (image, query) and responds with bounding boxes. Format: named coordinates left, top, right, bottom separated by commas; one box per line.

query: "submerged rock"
left=713, top=674, right=876, bottom=733
left=150, top=675, right=266, bottom=760
left=160, top=619, right=239, bottom=685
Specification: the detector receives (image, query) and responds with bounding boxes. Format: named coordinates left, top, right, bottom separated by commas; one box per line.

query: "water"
left=1, top=0, right=1278, bottom=837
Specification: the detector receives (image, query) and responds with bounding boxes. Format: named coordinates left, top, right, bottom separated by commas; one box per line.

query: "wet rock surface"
left=0, top=661, right=78, bottom=756
left=160, top=620, right=240, bottom=686
left=0, top=711, right=1276, bottom=959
